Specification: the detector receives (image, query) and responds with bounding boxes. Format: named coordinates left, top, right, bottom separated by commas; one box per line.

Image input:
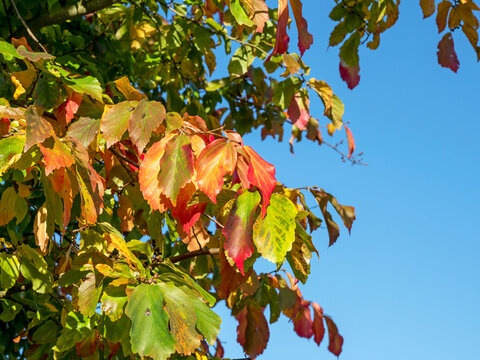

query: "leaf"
left=308, top=78, right=333, bottom=116
left=266, top=0, right=290, bottom=61
left=340, top=32, right=361, bottom=68
left=311, top=303, right=325, bottom=346
left=139, top=134, right=175, bottom=211
left=17, top=245, right=53, bottom=293
left=436, top=1, right=452, bottom=32
left=129, top=99, right=166, bottom=153
left=249, top=0, right=269, bottom=32
left=101, top=285, right=128, bottom=321
left=24, top=106, right=54, bottom=152
left=63, top=76, right=103, bottom=101
left=157, top=134, right=194, bottom=205
left=289, top=0, right=313, bottom=55
left=244, top=145, right=276, bottom=218
left=0, top=187, right=17, bottom=226
left=16, top=46, right=54, bottom=61
left=253, top=193, right=297, bottom=264
left=101, top=101, right=138, bottom=148
left=33, top=76, right=62, bottom=110
left=344, top=125, right=355, bottom=158
left=236, top=303, right=270, bottom=358
left=283, top=53, right=300, bottom=75
left=222, top=189, right=261, bottom=274
left=230, top=0, right=255, bottom=26
left=339, top=60, right=360, bottom=90
left=67, top=117, right=101, bottom=147
left=196, top=139, right=237, bottom=203
left=228, top=46, right=254, bottom=77
left=114, top=76, right=146, bottom=101
left=218, top=251, right=251, bottom=299
left=0, top=253, right=20, bottom=290
left=286, top=223, right=313, bottom=284
left=11, top=74, right=26, bottom=100
left=34, top=203, right=49, bottom=255
left=78, top=272, right=103, bottom=317
left=420, top=0, right=436, bottom=18
left=0, top=40, right=23, bottom=59
left=125, top=284, right=176, bottom=360
left=287, top=89, right=310, bottom=131
left=329, top=95, right=344, bottom=130
left=54, top=92, right=83, bottom=125
left=437, top=32, right=460, bottom=72
left=325, top=315, right=344, bottom=356
left=39, top=137, right=75, bottom=175
left=157, top=283, right=202, bottom=355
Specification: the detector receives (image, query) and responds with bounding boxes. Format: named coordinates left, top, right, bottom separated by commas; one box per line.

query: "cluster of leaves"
left=0, top=5, right=356, bottom=358
left=328, top=0, right=480, bottom=88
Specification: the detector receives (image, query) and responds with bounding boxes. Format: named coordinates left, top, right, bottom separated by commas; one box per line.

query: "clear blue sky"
left=214, top=1, right=480, bottom=359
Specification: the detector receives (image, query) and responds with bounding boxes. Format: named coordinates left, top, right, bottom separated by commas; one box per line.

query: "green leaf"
left=125, top=283, right=176, bottom=360
left=329, top=95, right=344, bottom=129
left=32, top=319, right=58, bottom=344
left=0, top=187, right=18, bottom=226
left=33, top=76, right=63, bottom=110
left=63, top=76, right=103, bottom=101
left=190, top=294, right=221, bottom=345
left=286, top=223, right=313, bottom=284
left=0, top=41, right=23, bottom=60
left=253, top=193, right=297, bottom=264
left=339, top=32, right=361, bottom=68
left=0, top=253, right=20, bottom=290
left=101, top=285, right=128, bottom=321
left=0, top=135, right=25, bottom=174
left=230, top=0, right=255, bottom=26
left=17, top=244, right=53, bottom=293
left=78, top=272, right=103, bottom=317
left=54, top=311, right=92, bottom=352
left=228, top=46, right=254, bottom=77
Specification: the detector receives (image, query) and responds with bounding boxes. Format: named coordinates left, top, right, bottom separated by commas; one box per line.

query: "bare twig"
left=9, top=0, right=48, bottom=53
left=202, top=213, right=224, bottom=229
left=109, top=147, right=139, bottom=182
left=169, top=247, right=220, bottom=263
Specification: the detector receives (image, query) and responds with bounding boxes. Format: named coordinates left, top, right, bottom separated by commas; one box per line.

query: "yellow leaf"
left=114, top=76, right=146, bottom=101
left=34, top=203, right=49, bottom=255
left=327, top=123, right=336, bottom=136
left=12, top=69, right=36, bottom=90
left=195, top=351, right=208, bottom=360
left=0, top=187, right=17, bottom=226
left=11, top=75, right=26, bottom=100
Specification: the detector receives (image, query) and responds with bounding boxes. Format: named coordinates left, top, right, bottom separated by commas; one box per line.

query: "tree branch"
left=14, top=0, right=119, bottom=36
left=169, top=248, right=219, bottom=263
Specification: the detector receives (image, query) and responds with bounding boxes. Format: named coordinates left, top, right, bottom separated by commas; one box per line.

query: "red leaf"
left=437, top=32, right=460, bottom=72
left=217, top=250, right=251, bottom=299
left=54, top=92, right=83, bottom=125
left=266, top=0, right=290, bottom=61
left=287, top=90, right=310, bottom=131
left=39, top=137, right=75, bottom=175
left=0, top=118, right=10, bottom=136
left=289, top=0, right=313, bottom=55
left=311, top=303, right=325, bottom=346
left=344, top=125, right=355, bottom=158
left=244, top=146, right=276, bottom=218
left=339, top=60, right=360, bottom=90
left=292, top=301, right=313, bottom=339
left=196, top=139, right=237, bottom=203
left=24, top=106, right=54, bottom=152
left=325, top=315, right=344, bottom=356
left=236, top=303, right=270, bottom=358
left=139, top=134, right=176, bottom=211
left=214, top=339, right=224, bottom=358
left=222, top=189, right=261, bottom=274
left=157, top=134, right=194, bottom=205
left=170, top=182, right=206, bottom=234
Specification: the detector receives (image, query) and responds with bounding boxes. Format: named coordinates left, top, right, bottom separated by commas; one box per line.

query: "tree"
left=0, top=0, right=477, bottom=359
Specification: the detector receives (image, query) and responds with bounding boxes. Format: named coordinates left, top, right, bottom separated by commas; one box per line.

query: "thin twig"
left=169, top=247, right=220, bottom=263
left=202, top=213, right=224, bottom=229
left=109, top=147, right=141, bottom=168
left=9, top=0, right=48, bottom=53
left=109, top=147, right=139, bottom=182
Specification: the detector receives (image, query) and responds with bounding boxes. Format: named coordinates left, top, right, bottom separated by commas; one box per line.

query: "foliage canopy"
left=0, top=0, right=478, bottom=359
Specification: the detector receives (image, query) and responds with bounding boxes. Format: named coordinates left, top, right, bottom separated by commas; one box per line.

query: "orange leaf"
left=420, top=0, right=436, bottom=18
left=325, top=315, right=344, bottom=356
left=34, top=203, right=49, bottom=255
left=139, top=134, right=176, bottom=211
left=344, top=125, right=355, bottom=158
left=39, top=137, right=75, bottom=175
left=114, top=76, right=146, bottom=101
left=244, top=146, right=276, bottom=218
left=54, top=92, right=83, bottom=125
left=196, top=139, right=237, bottom=203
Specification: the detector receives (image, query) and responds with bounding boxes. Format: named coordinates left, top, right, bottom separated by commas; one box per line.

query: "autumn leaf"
left=236, top=303, right=270, bottom=358
left=24, top=106, right=54, bottom=152
left=289, top=0, right=313, bottom=55
left=101, top=101, right=138, bottom=148
left=114, top=76, right=146, bottom=101
left=54, top=92, right=83, bottom=125
left=244, top=146, right=276, bottom=218
left=129, top=99, right=166, bottom=153
left=325, top=315, right=344, bottom=356
left=420, top=0, right=436, bottom=18
left=308, top=79, right=333, bottom=116
left=266, top=0, right=290, bottom=61
left=253, top=193, right=297, bottom=264
left=436, top=1, right=452, bottom=33
left=339, top=60, right=360, bottom=90
left=311, top=303, right=325, bottom=346
left=66, top=117, right=101, bottom=148
left=157, top=134, right=194, bottom=205
left=34, top=203, right=49, bottom=255
left=222, top=189, right=261, bottom=274
left=39, top=137, right=75, bottom=175
left=437, top=32, right=460, bottom=72
left=287, top=89, right=310, bottom=131
left=0, top=187, right=17, bottom=226
left=196, top=139, right=237, bottom=203
left=344, top=125, right=355, bottom=158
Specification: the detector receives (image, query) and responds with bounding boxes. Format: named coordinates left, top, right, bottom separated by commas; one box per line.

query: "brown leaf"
left=34, top=203, right=49, bottom=255
left=437, top=32, right=460, bottom=72
left=236, top=303, right=270, bottom=358
left=420, top=0, right=436, bottom=18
